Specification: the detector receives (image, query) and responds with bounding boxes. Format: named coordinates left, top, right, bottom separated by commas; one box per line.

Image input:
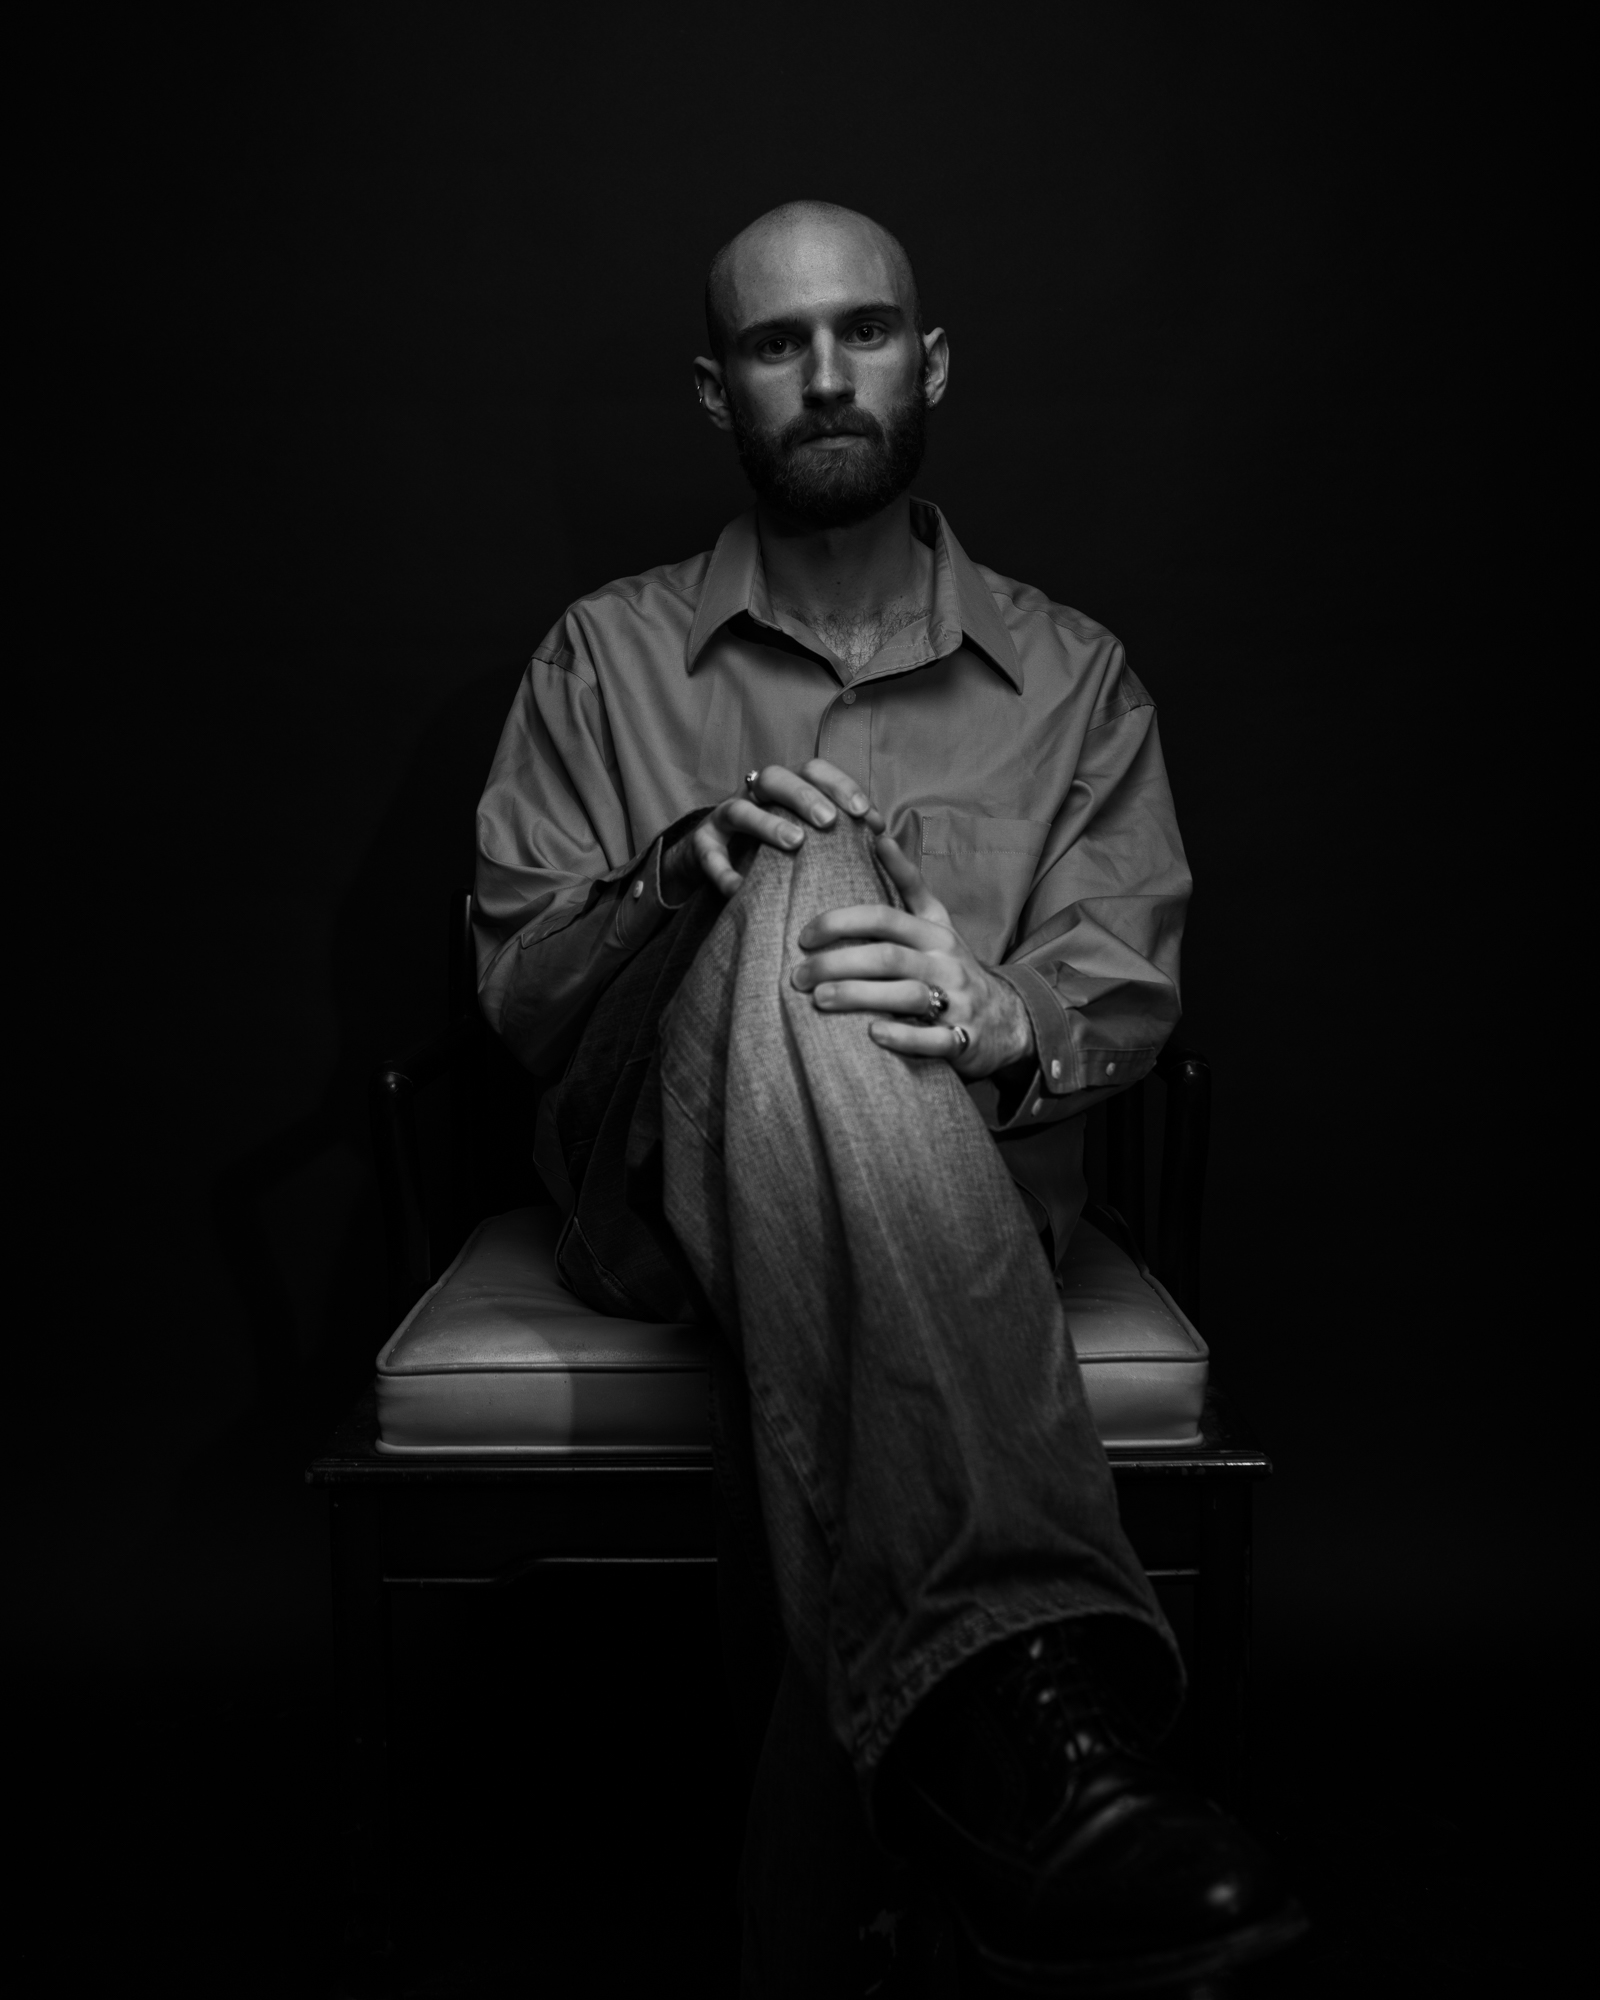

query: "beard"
left=728, top=377, right=929, bottom=529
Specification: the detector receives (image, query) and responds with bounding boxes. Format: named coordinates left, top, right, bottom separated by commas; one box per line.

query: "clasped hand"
left=662, top=759, right=1033, bottom=1080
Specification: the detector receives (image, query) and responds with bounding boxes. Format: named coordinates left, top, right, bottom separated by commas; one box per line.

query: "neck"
left=757, top=495, right=926, bottom=628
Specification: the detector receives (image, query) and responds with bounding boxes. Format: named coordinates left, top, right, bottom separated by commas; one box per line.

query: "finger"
left=797, top=904, right=949, bottom=952
left=693, top=825, right=745, bottom=898
left=873, top=831, right=950, bottom=924
left=720, top=797, right=807, bottom=851
left=792, top=943, right=925, bottom=989
left=867, top=1019, right=968, bottom=1063
left=799, top=759, right=885, bottom=830
left=807, top=978, right=931, bottom=1016
left=751, top=765, right=841, bottom=830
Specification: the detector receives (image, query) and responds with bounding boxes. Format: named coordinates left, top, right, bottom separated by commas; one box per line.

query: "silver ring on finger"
left=744, top=768, right=761, bottom=798
left=950, top=1024, right=971, bottom=1056
left=925, top=984, right=949, bottom=1018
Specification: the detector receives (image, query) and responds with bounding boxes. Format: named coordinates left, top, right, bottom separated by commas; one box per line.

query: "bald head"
left=704, top=200, right=921, bottom=361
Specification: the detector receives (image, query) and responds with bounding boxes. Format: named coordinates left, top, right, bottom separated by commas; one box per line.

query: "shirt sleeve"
left=472, top=628, right=702, bottom=1078
left=975, top=669, right=1190, bottom=1135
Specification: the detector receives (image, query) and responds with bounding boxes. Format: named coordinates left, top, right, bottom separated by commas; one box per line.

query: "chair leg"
left=1191, top=1482, right=1255, bottom=1808
left=329, top=1488, right=394, bottom=1969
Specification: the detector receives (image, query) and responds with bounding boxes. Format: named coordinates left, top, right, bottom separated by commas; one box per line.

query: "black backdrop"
left=28, top=5, right=1573, bottom=1992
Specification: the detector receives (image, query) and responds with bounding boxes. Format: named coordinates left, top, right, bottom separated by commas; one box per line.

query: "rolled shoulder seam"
left=529, top=645, right=600, bottom=693
left=1084, top=697, right=1154, bottom=737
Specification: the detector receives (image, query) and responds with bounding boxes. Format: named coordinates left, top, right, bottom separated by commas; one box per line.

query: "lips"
left=794, top=425, right=872, bottom=448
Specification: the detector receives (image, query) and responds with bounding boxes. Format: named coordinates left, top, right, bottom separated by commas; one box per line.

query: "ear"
left=693, top=355, right=735, bottom=432
left=921, top=327, right=950, bottom=409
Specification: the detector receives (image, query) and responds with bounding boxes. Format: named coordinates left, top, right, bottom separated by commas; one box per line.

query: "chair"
left=307, top=893, right=1272, bottom=1956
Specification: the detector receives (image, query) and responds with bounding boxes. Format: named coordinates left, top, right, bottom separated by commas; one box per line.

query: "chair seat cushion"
left=375, top=1208, right=1208, bottom=1455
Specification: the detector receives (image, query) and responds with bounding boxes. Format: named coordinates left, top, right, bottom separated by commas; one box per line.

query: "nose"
left=803, top=330, right=854, bottom=404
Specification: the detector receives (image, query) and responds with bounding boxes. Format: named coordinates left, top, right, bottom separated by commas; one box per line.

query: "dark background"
left=25, top=5, right=1575, bottom=1994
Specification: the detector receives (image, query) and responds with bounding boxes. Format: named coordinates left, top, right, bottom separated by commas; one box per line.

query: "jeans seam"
left=658, top=1070, right=714, bottom=1151
left=661, top=1072, right=847, bottom=1563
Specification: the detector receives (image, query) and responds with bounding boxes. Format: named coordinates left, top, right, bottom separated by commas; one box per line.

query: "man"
left=475, top=200, right=1303, bottom=1992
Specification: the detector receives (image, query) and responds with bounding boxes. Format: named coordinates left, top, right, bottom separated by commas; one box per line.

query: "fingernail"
left=782, top=826, right=803, bottom=847
left=814, top=985, right=833, bottom=1006
left=813, top=805, right=835, bottom=826
left=850, top=793, right=868, bottom=813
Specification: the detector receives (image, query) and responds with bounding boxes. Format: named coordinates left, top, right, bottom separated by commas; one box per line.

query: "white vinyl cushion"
left=375, top=1208, right=1208, bottom=1455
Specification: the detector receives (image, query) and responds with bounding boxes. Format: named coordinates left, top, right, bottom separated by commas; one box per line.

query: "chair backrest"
left=449, top=884, right=474, bottom=1031
left=1084, top=1051, right=1210, bottom=1315
left=442, top=889, right=546, bottom=1245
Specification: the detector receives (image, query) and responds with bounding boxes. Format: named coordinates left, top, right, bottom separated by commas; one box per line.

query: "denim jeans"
left=543, top=817, right=1181, bottom=1780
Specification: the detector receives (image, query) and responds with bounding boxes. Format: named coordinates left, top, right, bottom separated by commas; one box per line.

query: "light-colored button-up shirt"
left=475, top=501, right=1191, bottom=1254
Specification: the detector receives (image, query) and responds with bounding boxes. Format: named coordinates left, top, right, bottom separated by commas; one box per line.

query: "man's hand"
left=792, top=832, right=1034, bottom=1080
left=662, top=759, right=883, bottom=901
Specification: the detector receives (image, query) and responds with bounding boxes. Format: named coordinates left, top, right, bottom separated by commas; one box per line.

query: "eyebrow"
left=734, top=299, right=907, bottom=345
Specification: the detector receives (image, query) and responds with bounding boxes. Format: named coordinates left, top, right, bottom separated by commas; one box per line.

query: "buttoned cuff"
left=608, top=808, right=711, bottom=954
left=609, top=836, right=676, bottom=954
left=984, top=963, right=1155, bottom=1132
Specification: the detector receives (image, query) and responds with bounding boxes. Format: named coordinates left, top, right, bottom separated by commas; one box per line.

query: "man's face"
left=705, top=219, right=944, bottom=529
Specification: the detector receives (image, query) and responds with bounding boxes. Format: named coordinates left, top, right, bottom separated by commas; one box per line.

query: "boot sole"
left=955, top=1898, right=1311, bottom=1995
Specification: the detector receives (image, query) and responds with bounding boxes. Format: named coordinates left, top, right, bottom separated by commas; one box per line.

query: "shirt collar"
left=685, top=500, right=1022, bottom=691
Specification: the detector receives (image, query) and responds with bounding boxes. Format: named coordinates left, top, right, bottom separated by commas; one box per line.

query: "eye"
left=755, top=335, right=799, bottom=360
left=845, top=321, right=887, bottom=345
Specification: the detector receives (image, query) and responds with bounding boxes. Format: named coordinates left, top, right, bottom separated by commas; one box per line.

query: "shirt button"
left=631, top=880, right=644, bottom=900
left=1030, top=1097, right=1043, bottom=1117
left=1105, top=1061, right=1117, bottom=1075
left=842, top=689, right=857, bottom=705
left=1049, top=1059, right=1061, bottom=1081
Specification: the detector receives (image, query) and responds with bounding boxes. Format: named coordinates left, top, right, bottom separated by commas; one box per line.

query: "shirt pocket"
left=915, top=810, right=1052, bottom=965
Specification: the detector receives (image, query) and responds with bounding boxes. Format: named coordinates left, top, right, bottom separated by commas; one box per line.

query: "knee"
left=781, top=812, right=892, bottom=901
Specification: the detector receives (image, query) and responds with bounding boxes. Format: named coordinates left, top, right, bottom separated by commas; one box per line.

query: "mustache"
left=778, top=409, right=884, bottom=450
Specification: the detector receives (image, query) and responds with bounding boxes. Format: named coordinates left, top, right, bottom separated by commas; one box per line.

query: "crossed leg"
left=653, top=816, right=1179, bottom=1771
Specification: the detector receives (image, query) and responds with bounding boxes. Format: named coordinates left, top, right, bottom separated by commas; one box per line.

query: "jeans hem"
left=851, top=1592, right=1184, bottom=1775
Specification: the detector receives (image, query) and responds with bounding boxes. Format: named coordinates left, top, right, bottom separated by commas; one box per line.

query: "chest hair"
left=789, top=600, right=929, bottom=678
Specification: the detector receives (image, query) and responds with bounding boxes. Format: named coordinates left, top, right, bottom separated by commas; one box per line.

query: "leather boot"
left=874, top=1621, right=1307, bottom=1994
